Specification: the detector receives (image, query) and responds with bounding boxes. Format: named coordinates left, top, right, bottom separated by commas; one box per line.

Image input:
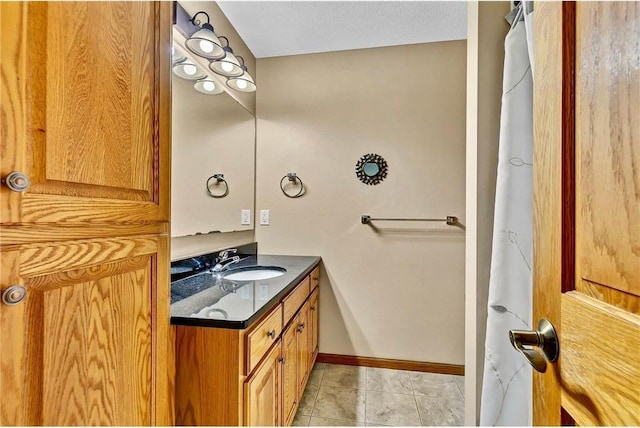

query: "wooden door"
left=0, top=1, right=173, bottom=425
left=533, top=2, right=640, bottom=425
left=0, top=2, right=170, bottom=226
left=309, top=287, right=319, bottom=364
left=296, top=302, right=310, bottom=396
left=281, top=319, right=298, bottom=426
left=245, top=343, right=282, bottom=427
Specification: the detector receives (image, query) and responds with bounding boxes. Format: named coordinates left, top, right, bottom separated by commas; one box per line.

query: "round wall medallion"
left=355, top=153, right=388, bottom=185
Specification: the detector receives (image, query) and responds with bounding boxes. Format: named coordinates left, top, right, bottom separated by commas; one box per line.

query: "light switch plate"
left=260, top=209, right=270, bottom=225
left=241, top=209, right=251, bottom=225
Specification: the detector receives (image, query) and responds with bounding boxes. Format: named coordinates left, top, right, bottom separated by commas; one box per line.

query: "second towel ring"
left=280, top=173, right=305, bottom=198
left=206, top=174, right=229, bottom=198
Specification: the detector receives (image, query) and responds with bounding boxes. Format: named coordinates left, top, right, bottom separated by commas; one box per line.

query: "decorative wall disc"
left=355, top=153, right=388, bottom=185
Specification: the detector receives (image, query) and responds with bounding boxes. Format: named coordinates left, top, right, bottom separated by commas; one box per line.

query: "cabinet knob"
left=311, top=306, right=316, bottom=311
left=279, top=357, right=286, bottom=364
left=297, top=323, right=305, bottom=333
left=2, top=285, right=27, bottom=306
left=267, top=329, right=276, bottom=339
left=3, top=171, right=30, bottom=192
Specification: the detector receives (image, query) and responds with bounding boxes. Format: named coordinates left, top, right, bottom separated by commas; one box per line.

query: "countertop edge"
left=170, top=256, right=321, bottom=330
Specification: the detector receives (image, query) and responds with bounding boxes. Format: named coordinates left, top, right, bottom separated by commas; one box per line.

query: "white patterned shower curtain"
left=480, top=4, right=534, bottom=426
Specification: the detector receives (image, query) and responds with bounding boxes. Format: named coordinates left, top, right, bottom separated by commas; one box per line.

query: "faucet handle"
left=219, top=248, right=238, bottom=259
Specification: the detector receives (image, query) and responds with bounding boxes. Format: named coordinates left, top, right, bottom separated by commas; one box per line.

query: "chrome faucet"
left=212, top=248, right=240, bottom=273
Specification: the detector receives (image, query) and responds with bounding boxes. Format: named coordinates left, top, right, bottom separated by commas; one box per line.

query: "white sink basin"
left=222, top=266, right=286, bottom=281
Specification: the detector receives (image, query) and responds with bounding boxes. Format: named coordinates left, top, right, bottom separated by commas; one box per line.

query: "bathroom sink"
left=221, top=266, right=286, bottom=281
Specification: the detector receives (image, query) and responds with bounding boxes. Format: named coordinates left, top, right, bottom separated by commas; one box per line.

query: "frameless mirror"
left=171, top=70, right=255, bottom=237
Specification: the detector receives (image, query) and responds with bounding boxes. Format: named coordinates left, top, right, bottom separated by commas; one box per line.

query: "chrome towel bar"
left=361, top=215, right=458, bottom=226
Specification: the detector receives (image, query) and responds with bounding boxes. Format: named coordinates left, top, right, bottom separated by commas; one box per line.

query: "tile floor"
left=293, top=363, right=464, bottom=426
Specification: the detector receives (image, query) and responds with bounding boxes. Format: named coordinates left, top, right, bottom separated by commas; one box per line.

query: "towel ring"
left=206, top=174, right=229, bottom=198
left=280, top=173, right=305, bottom=198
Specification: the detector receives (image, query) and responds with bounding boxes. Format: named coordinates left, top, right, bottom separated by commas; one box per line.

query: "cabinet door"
left=281, top=318, right=299, bottom=426
left=245, top=343, right=281, bottom=426
left=296, top=302, right=311, bottom=396
left=0, top=2, right=171, bottom=225
left=309, top=287, right=319, bottom=364
left=0, top=236, right=172, bottom=425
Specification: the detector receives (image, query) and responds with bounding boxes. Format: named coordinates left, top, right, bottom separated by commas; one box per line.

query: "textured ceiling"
left=216, top=1, right=467, bottom=58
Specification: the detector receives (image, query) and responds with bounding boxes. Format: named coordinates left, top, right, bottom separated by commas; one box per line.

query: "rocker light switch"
left=260, top=210, right=270, bottom=225
left=241, top=209, right=251, bottom=225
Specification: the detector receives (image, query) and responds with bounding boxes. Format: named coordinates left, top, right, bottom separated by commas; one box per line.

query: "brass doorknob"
left=2, top=285, right=27, bottom=306
left=509, top=318, right=559, bottom=373
left=3, top=171, right=30, bottom=192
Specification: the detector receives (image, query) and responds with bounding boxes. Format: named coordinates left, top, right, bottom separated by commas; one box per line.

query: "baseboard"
left=316, top=353, right=464, bottom=376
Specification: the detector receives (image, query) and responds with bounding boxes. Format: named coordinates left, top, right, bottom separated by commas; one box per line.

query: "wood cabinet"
left=245, top=344, right=282, bottom=427
left=1, top=2, right=173, bottom=425
left=175, top=264, right=321, bottom=426
left=309, top=287, right=320, bottom=365
left=281, top=320, right=299, bottom=426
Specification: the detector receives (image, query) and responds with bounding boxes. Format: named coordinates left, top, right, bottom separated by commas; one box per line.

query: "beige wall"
left=465, top=1, right=509, bottom=424
left=256, top=41, right=467, bottom=364
left=172, top=2, right=257, bottom=260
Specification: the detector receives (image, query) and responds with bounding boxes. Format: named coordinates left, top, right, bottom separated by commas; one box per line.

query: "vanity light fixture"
left=172, top=59, right=207, bottom=80
left=209, top=36, right=244, bottom=77
left=172, top=45, right=187, bottom=64
left=194, top=78, right=224, bottom=95
left=226, top=56, right=257, bottom=93
left=185, top=11, right=226, bottom=60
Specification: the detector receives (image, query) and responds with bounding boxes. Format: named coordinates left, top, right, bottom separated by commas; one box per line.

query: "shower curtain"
left=480, top=4, right=534, bottom=426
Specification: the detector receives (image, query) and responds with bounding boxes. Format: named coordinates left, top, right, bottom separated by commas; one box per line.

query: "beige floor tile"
left=308, top=366, right=325, bottom=387
left=321, top=364, right=366, bottom=390
left=293, top=414, right=311, bottom=426
left=409, top=372, right=462, bottom=399
left=314, top=362, right=327, bottom=371
left=298, top=383, right=319, bottom=416
left=453, top=376, right=464, bottom=396
left=365, top=391, right=421, bottom=426
left=309, top=416, right=365, bottom=426
left=414, top=396, right=464, bottom=426
left=366, top=367, right=413, bottom=394
left=312, top=385, right=366, bottom=422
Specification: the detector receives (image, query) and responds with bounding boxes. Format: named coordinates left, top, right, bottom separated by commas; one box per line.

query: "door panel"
left=245, top=343, right=281, bottom=427
left=297, top=302, right=310, bottom=396
left=282, top=321, right=298, bottom=426
left=0, top=2, right=170, bottom=224
left=0, top=236, right=169, bottom=425
left=576, top=2, right=640, bottom=296
left=533, top=2, right=640, bottom=425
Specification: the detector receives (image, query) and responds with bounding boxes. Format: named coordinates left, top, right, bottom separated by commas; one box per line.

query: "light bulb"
left=222, top=62, right=234, bottom=72
left=203, top=81, right=215, bottom=92
left=184, top=64, right=197, bottom=76
left=237, top=79, right=247, bottom=89
left=199, top=40, right=214, bottom=53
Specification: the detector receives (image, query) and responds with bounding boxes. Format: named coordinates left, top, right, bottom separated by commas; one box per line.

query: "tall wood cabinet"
left=0, top=2, right=173, bottom=425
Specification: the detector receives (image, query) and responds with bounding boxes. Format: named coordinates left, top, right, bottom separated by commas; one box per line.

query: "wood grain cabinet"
left=175, top=265, right=321, bottom=426
left=1, top=2, right=173, bottom=425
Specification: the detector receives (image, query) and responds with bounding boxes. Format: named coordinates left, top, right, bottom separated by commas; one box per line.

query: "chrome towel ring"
left=206, top=174, right=229, bottom=198
left=280, top=173, right=305, bottom=198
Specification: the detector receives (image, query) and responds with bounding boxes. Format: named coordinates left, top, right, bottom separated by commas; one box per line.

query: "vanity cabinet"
left=175, top=264, right=321, bottom=426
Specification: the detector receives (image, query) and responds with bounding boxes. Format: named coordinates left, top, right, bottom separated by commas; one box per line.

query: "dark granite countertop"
left=170, top=254, right=321, bottom=329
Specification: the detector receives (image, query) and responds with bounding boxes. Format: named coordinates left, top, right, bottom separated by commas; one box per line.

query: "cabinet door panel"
left=297, top=303, right=311, bottom=396
left=245, top=343, right=281, bottom=427
left=309, top=287, right=319, bottom=363
left=282, top=319, right=298, bottom=426
left=0, top=2, right=170, bottom=224
left=0, top=236, right=171, bottom=425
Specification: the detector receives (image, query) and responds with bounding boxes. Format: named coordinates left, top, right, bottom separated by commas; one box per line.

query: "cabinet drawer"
left=310, top=265, right=320, bottom=289
left=246, top=304, right=283, bottom=374
left=283, top=276, right=311, bottom=327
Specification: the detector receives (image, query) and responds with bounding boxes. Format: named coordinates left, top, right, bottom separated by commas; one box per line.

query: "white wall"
left=255, top=41, right=467, bottom=364
left=465, top=1, right=509, bottom=424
